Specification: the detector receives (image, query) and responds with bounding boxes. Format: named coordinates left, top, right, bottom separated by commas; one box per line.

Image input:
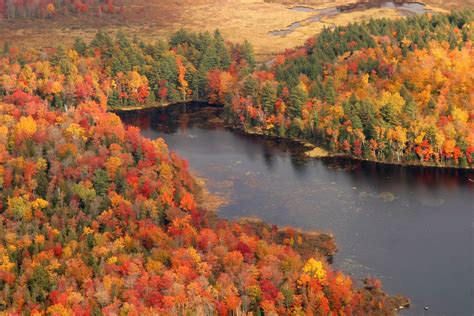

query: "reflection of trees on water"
left=118, top=103, right=473, bottom=191
left=262, top=146, right=275, bottom=171
left=321, top=157, right=474, bottom=192
left=290, top=155, right=309, bottom=175
left=179, top=113, right=190, bottom=132
left=118, top=102, right=220, bottom=134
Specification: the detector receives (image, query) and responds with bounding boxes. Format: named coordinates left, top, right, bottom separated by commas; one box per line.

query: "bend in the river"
left=117, top=103, right=474, bottom=315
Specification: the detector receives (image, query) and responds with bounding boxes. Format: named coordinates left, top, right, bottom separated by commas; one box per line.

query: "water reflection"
left=118, top=104, right=474, bottom=315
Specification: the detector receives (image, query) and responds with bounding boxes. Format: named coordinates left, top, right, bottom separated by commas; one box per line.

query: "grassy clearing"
left=264, top=0, right=473, bottom=9
left=305, top=147, right=330, bottom=158
left=0, top=0, right=467, bottom=61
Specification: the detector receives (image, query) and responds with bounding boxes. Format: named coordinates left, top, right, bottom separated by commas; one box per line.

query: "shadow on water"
left=118, top=103, right=474, bottom=189
left=117, top=103, right=474, bottom=315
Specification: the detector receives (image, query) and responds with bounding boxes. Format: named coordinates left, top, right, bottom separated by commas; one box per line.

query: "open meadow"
left=1, top=0, right=469, bottom=61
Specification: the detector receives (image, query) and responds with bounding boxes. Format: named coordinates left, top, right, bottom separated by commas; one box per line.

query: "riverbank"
left=118, top=103, right=472, bottom=313
left=232, top=125, right=474, bottom=171
left=190, top=169, right=413, bottom=312
left=114, top=102, right=473, bottom=170
left=192, top=170, right=339, bottom=258
left=110, top=100, right=208, bottom=112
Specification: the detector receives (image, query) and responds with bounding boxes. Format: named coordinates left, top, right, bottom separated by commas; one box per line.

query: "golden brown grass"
left=305, top=147, right=330, bottom=158
left=0, top=0, right=470, bottom=61
left=264, top=0, right=473, bottom=9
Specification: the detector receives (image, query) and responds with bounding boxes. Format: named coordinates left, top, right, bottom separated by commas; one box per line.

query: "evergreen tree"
left=241, top=40, right=256, bottom=71
left=51, top=45, right=72, bottom=76
left=108, top=88, right=121, bottom=108
left=111, top=50, right=130, bottom=75
left=351, top=115, right=363, bottom=130
left=261, top=83, right=277, bottom=114
left=73, top=37, right=87, bottom=56
left=309, top=81, right=324, bottom=99
left=243, top=77, right=258, bottom=98
left=380, top=103, right=401, bottom=126
left=324, top=80, right=336, bottom=105
left=403, top=100, right=417, bottom=120
left=214, top=29, right=231, bottom=68
left=117, top=31, right=131, bottom=49
left=288, top=85, right=307, bottom=118
left=90, top=31, right=114, bottom=60
left=358, top=100, right=377, bottom=139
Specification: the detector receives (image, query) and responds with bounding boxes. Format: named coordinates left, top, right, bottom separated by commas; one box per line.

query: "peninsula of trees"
left=0, top=83, right=405, bottom=315
left=1, top=10, right=472, bottom=168
left=220, top=10, right=474, bottom=167
left=0, top=7, right=471, bottom=315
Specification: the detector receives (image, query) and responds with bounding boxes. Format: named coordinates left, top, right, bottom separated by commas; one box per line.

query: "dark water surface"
left=118, top=105, right=474, bottom=315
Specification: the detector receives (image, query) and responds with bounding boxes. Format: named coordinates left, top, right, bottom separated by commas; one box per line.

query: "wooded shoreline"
left=114, top=102, right=474, bottom=171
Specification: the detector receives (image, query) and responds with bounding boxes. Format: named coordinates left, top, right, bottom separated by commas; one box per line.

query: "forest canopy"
left=0, top=93, right=406, bottom=314
left=220, top=10, right=474, bottom=167
left=1, top=10, right=472, bottom=167
left=0, top=0, right=121, bottom=19
left=0, top=7, right=471, bottom=315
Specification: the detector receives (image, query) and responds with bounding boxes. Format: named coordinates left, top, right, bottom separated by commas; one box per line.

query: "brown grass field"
left=0, top=0, right=472, bottom=61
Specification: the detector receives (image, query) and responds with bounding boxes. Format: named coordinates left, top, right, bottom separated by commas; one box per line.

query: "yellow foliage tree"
left=15, top=116, right=37, bottom=141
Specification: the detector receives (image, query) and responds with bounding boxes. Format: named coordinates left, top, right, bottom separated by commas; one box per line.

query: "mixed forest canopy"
left=0, top=28, right=255, bottom=108
left=220, top=10, right=474, bottom=167
left=1, top=10, right=472, bottom=168
left=0, top=88, right=406, bottom=314
left=0, top=0, right=122, bottom=19
left=0, top=6, right=472, bottom=315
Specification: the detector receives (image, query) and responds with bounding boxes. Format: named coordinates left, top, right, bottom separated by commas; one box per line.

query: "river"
left=268, top=1, right=431, bottom=36
left=118, top=104, right=474, bottom=315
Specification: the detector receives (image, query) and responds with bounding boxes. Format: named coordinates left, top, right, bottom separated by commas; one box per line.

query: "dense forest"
left=218, top=10, right=474, bottom=167
left=1, top=10, right=472, bottom=168
left=0, top=93, right=408, bottom=313
left=0, top=29, right=254, bottom=108
left=0, top=0, right=121, bottom=19
left=0, top=10, right=471, bottom=312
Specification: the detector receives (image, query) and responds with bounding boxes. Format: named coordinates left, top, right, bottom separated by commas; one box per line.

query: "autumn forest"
left=0, top=1, right=473, bottom=315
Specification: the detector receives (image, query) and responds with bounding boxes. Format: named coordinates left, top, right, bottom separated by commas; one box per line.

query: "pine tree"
left=324, top=80, right=336, bottom=105
left=261, top=83, right=277, bottom=114
left=108, top=88, right=121, bottom=108
left=244, top=77, right=258, bottom=98
left=214, top=29, right=231, bottom=68
left=51, top=45, right=73, bottom=76
left=73, top=37, right=87, bottom=56
left=403, top=100, right=417, bottom=120
left=288, top=85, right=307, bottom=119
left=111, top=49, right=130, bottom=75
left=117, top=31, right=131, bottom=49
left=241, top=40, right=256, bottom=71
left=380, top=103, right=401, bottom=126
left=90, top=31, right=114, bottom=60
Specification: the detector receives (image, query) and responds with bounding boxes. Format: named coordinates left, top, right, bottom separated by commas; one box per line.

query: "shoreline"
left=112, top=102, right=473, bottom=171
left=192, top=171, right=339, bottom=259
left=110, top=99, right=208, bottom=112
left=232, top=126, right=474, bottom=171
